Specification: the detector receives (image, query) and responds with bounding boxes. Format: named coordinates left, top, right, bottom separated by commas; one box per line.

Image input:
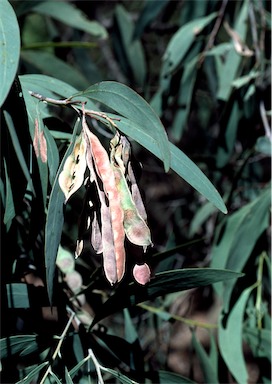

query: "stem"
left=88, top=348, right=104, bottom=384
left=138, top=303, right=218, bottom=329
left=255, top=252, right=265, bottom=330
left=39, top=313, right=75, bottom=384
left=22, top=41, right=97, bottom=50
left=260, top=101, right=271, bottom=141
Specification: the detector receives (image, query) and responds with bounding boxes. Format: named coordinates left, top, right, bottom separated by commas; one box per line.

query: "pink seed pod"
left=132, top=263, right=151, bottom=285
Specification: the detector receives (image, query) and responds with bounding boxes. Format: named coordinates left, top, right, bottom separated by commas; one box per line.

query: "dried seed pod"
left=91, top=211, right=103, bottom=254
left=113, top=164, right=152, bottom=250
left=133, top=263, right=151, bottom=285
left=59, top=133, right=87, bottom=202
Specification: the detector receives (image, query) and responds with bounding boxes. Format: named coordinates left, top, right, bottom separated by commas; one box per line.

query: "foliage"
left=1, top=1, right=271, bottom=383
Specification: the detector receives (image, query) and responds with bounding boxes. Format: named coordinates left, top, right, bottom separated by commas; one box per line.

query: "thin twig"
left=39, top=313, right=75, bottom=384
left=88, top=348, right=104, bottom=384
left=259, top=101, right=271, bottom=141
left=199, top=0, right=229, bottom=65
left=248, top=0, right=261, bottom=64
left=29, top=91, right=82, bottom=106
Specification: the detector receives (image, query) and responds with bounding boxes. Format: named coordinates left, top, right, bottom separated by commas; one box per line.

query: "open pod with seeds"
left=59, top=106, right=152, bottom=285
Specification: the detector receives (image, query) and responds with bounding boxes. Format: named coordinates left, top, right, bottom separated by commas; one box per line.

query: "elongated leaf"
left=71, top=81, right=171, bottom=172
left=115, top=5, right=146, bottom=87
left=6, top=283, right=30, bottom=308
left=3, top=111, right=35, bottom=196
left=133, top=0, right=169, bottom=40
left=32, top=1, right=107, bottom=38
left=45, top=118, right=81, bottom=303
left=16, top=362, right=49, bottom=384
left=244, top=327, right=271, bottom=361
left=0, top=335, right=38, bottom=358
left=21, top=51, right=89, bottom=90
left=91, top=268, right=242, bottom=326
left=162, top=12, right=216, bottom=77
left=3, top=159, right=15, bottom=231
left=108, top=115, right=227, bottom=213
left=158, top=370, right=196, bottom=384
left=217, top=0, right=249, bottom=101
left=219, top=285, right=255, bottom=384
left=211, top=186, right=270, bottom=309
left=101, top=367, right=137, bottom=384
left=191, top=330, right=218, bottom=383
left=0, top=0, right=20, bottom=107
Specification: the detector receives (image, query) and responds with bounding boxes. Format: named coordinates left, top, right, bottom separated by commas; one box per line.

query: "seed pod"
left=112, top=164, right=152, bottom=250
left=59, top=133, right=87, bottom=203
left=133, top=263, right=151, bottom=285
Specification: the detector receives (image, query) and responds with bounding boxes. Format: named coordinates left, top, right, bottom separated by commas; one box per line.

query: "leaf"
left=157, top=370, right=196, bottom=384
left=211, top=186, right=270, bottom=310
left=217, top=0, right=249, bottom=101
left=0, top=0, right=20, bottom=107
left=3, top=111, right=35, bottom=196
left=65, top=367, right=74, bottom=384
left=244, top=327, right=271, bottom=361
left=100, top=367, right=137, bottom=384
left=161, top=12, right=217, bottom=77
left=32, top=1, right=108, bottom=38
left=45, top=118, right=81, bottom=303
left=3, top=159, right=16, bottom=231
left=16, top=362, right=49, bottom=384
left=219, top=284, right=255, bottom=384
left=133, top=0, right=169, bottom=40
left=114, top=5, right=146, bottom=87
left=21, top=51, right=89, bottom=90
left=191, top=330, right=218, bottom=383
left=71, top=81, right=171, bottom=172
left=6, top=283, right=30, bottom=308
left=43, top=124, right=60, bottom=186
left=255, top=136, right=271, bottom=156
left=91, top=268, right=242, bottom=326
left=107, top=115, right=227, bottom=213
left=0, top=335, right=38, bottom=359
left=189, top=201, right=217, bottom=237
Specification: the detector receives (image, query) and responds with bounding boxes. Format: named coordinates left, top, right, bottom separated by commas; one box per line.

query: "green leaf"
left=101, top=367, right=137, bottom=384
left=107, top=114, right=226, bottom=213
left=162, top=12, right=216, bottom=77
left=189, top=201, right=217, bottom=237
left=191, top=330, right=218, bottom=383
left=3, top=111, right=35, bottom=196
left=0, top=0, right=20, bottom=107
left=158, top=370, right=196, bottom=383
left=0, top=335, right=38, bottom=359
left=71, top=81, right=171, bottom=172
left=114, top=5, right=146, bottom=87
left=133, top=0, right=169, bottom=40
left=211, top=186, right=270, bottom=309
left=91, top=268, right=242, bottom=326
left=32, top=1, right=108, bottom=38
left=255, top=136, right=271, bottom=156
left=244, top=327, right=271, bottom=361
left=21, top=51, right=89, bottom=90
left=43, top=124, right=60, bottom=186
left=6, top=283, right=30, bottom=308
left=3, top=159, right=16, bottom=231
left=219, top=285, right=255, bottom=384
left=217, top=0, right=249, bottom=101
left=124, top=309, right=138, bottom=344
left=16, top=362, right=49, bottom=384
left=45, top=117, right=81, bottom=303
left=65, top=367, right=74, bottom=384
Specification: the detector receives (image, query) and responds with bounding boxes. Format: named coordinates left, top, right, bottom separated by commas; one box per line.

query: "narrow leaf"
left=45, top=118, right=80, bottom=303
left=91, top=268, right=242, bottom=326
left=32, top=1, right=108, bottom=38
left=71, top=81, right=171, bottom=172
left=3, top=159, right=16, bottom=231
left=219, top=285, right=255, bottom=384
left=0, top=0, right=20, bottom=107
left=106, top=115, right=226, bottom=213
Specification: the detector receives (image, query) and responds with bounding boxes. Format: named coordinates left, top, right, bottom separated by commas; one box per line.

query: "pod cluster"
left=59, top=108, right=152, bottom=285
